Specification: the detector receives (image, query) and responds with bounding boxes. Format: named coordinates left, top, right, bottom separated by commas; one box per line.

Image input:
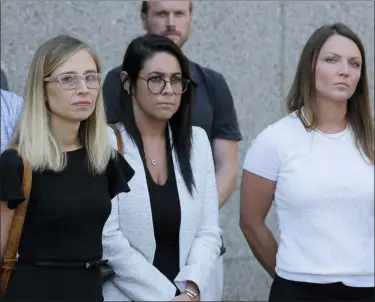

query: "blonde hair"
left=10, top=35, right=114, bottom=174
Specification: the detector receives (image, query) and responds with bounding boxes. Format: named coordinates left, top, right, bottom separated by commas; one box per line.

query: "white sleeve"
left=243, top=125, right=282, bottom=181
left=13, top=93, right=23, bottom=119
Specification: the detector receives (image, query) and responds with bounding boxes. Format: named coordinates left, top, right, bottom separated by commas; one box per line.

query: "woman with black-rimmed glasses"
left=102, top=34, right=222, bottom=302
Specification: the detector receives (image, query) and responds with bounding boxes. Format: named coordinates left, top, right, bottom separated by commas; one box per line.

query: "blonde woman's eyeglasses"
left=44, top=73, right=101, bottom=90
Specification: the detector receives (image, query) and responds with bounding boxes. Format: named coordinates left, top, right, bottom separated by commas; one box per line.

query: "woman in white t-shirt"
left=240, top=22, right=374, bottom=301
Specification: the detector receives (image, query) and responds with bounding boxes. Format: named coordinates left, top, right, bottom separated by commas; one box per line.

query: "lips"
left=73, top=101, right=91, bottom=106
left=163, top=32, right=180, bottom=37
left=157, top=102, right=174, bottom=107
left=157, top=102, right=174, bottom=105
left=334, top=82, right=349, bottom=87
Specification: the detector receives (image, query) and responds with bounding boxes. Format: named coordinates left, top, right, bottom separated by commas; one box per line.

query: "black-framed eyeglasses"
left=138, top=76, right=190, bottom=95
left=44, top=73, right=102, bottom=90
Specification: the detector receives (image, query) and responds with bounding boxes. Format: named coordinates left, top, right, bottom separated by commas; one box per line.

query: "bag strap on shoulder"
left=108, top=124, right=124, bottom=155
left=0, top=146, right=32, bottom=296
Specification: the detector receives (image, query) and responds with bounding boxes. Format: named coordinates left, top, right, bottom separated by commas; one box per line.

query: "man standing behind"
left=1, top=89, right=23, bottom=153
left=102, top=1, right=242, bottom=300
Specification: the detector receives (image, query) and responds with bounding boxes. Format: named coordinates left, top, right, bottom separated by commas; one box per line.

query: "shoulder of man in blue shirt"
left=1, top=89, right=23, bottom=113
left=1, top=89, right=23, bottom=152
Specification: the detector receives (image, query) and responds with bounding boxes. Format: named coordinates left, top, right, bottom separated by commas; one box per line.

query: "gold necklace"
left=300, top=107, right=348, bottom=140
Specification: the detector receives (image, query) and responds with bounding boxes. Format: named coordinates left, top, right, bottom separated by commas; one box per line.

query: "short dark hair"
left=114, top=34, right=195, bottom=194
left=141, top=1, right=193, bottom=14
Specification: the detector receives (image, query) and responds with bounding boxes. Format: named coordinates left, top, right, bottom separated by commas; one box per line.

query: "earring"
left=123, top=83, right=130, bottom=95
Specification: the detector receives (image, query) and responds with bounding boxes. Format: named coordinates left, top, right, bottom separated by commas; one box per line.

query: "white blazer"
left=102, top=124, right=222, bottom=301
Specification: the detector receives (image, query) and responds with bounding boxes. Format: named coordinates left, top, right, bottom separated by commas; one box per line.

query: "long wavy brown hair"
left=286, top=22, right=374, bottom=164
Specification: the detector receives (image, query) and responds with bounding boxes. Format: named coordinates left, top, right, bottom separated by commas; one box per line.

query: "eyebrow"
left=147, top=71, right=182, bottom=76
left=153, top=9, right=187, bottom=14
left=57, top=70, right=98, bottom=75
left=325, top=52, right=361, bottom=60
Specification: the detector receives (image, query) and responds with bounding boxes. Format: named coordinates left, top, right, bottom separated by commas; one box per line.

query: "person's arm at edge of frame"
left=213, top=138, right=239, bottom=208
left=208, top=70, right=242, bottom=209
left=239, top=169, right=278, bottom=278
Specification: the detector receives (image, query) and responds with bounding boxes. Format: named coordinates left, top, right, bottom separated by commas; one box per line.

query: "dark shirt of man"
left=103, top=61, right=242, bottom=144
left=1, top=68, right=9, bottom=91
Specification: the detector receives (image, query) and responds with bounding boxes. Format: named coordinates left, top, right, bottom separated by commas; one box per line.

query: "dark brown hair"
left=286, top=22, right=374, bottom=164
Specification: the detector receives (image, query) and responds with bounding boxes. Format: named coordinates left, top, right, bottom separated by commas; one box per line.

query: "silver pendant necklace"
left=145, top=153, right=160, bottom=165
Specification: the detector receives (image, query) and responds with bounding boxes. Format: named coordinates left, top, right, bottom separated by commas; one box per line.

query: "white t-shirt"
left=243, top=112, right=374, bottom=287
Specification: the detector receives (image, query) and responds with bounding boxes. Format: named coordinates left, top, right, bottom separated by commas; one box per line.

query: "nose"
left=162, top=81, right=174, bottom=95
left=339, top=62, right=349, bottom=77
left=167, top=12, right=175, bottom=28
left=77, top=78, right=89, bottom=93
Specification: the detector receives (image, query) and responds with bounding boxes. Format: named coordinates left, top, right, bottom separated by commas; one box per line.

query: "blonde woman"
left=0, top=35, right=134, bottom=301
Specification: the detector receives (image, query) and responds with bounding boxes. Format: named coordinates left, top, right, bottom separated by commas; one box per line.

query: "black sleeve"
left=103, top=69, right=122, bottom=123
left=0, top=149, right=25, bottom=209
left=107, top=151, right=135, bottom=199
left=1, top=68, right=9, bottom=91
left=207, top=70, right=243, bottom=142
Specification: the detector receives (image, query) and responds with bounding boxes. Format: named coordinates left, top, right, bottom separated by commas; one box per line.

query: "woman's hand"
left=172, top=280, right=200, bottom=302
left=172, top=293, right=189, bottom=301
left=172, top=293, right=200, bottom=301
